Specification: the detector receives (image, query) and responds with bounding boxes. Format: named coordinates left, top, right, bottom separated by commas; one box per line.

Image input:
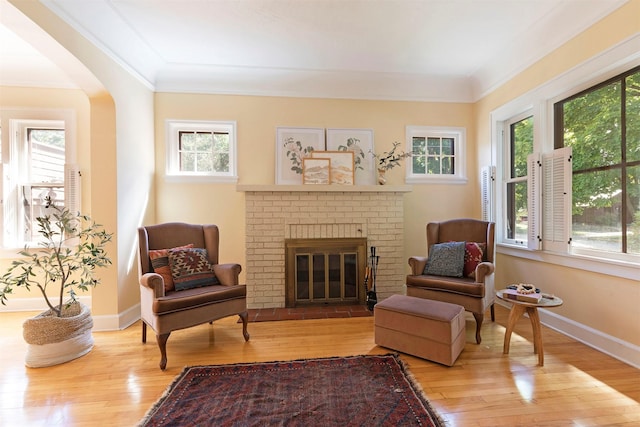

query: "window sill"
left=164, top=174, right=239, bottom=184
left=405, top=176, right=468, bottom=185
left=497, top=243, right=639, bottom=281
left=0, top=248, right=27, bottom=259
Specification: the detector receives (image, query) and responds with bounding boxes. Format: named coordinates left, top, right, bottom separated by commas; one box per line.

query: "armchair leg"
left=490, top=304, right=495, bottom=322
left=142, top=321, right=147, bottom=343
left=157, top=333, right=171, bottom=370
left=239, top=311, right=250, bottom=342
left=472, top=312, right=484, bottom=344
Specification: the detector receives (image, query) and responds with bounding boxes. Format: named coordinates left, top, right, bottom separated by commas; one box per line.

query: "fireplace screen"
left=285, top=238, right=366, bottom=307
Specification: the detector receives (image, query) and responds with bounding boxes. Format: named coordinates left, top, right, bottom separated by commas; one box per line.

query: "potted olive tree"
left=0, top=197, right=112, bottom=367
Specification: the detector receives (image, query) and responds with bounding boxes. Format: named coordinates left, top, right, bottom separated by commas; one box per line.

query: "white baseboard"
left=92, top=302, right=140, bottom=332
left=496, top=300, right=640, bottom=369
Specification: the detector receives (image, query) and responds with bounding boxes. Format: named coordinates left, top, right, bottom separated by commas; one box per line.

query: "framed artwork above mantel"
left=302, top=158, right=330, bottom=185
left=276, top=127, right=325, bottom=185
left=311, top=151, right=355, bottom=185
left=326, top=128, right=375, bottom=185
left=275, top=126, right=375, bottom=185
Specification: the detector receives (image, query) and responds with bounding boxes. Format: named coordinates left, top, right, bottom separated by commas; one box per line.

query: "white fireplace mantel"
left=237, top=184, right=412, bottom=193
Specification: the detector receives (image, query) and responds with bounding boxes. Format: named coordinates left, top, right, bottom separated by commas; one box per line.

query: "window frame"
left=165, top=120, right=238, bottom=183
left=405, top=126, right=467, bottom=184
left=0, top=109, right=77, bottom=251
left=553, top=66, right=640, bottom=259
left=489, top=36, right=640, bottom=279
left=502, top=112, right=535, bottom=247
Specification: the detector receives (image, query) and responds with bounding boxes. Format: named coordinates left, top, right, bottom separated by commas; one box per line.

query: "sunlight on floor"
left=127, top=372, right=142, bottom=403
left=1, top=374, right=28, bottom=409
left=514, top=373, right=535, bottom=402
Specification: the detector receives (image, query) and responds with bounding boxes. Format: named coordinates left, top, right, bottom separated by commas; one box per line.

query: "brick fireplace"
left=237, top=185, right=411, bottom=309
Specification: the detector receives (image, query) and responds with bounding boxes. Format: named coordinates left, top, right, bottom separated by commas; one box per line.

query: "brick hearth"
left=238, top=185, right=411, bottom=309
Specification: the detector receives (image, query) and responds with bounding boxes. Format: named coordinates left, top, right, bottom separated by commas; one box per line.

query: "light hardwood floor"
left=1, top=304, right=638, bottom=426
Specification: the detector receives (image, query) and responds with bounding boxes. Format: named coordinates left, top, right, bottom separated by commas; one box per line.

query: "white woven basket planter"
left=22, top=302, right=94, bottom=368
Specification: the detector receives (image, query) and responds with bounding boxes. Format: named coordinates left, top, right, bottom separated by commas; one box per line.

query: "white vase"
left=377, top=169, right=387, bottom=185
left=22, top=301, right=94, bottom=368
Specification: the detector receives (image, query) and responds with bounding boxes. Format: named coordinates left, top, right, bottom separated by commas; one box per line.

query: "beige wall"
left=154, top=94, right=477, bottom=281
left=474, top=0, right=640, bottom=346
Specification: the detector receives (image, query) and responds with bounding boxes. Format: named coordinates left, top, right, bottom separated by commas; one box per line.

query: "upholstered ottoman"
left=374, top=294, right=466, bottom=366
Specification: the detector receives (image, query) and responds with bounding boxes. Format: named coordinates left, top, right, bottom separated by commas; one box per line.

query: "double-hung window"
left=1, top=113, right=79, bottom=248
left=503, top=114, right=534, bottom=246
left=406, top=126, right=467, bottom=184
left=554, top=66, right=640, bottom=257
left=166, top=120, right=237, bottom=182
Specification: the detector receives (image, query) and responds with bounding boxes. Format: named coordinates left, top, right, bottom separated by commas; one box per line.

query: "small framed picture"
left=303, top=158, right=331, bottom=185
left=326, top=128, right=375, bottom=185
left=312, top=151, right=354, bottom=185
left=276, top=127, right=326, bottom=184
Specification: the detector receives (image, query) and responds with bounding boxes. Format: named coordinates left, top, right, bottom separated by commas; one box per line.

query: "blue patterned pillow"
left=423, top=241, right=466, bottom=277
left=168, top=248, right=219, bottom=291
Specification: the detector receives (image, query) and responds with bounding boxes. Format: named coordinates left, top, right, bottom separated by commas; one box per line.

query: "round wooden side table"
left=496, top=289, right=563, bottom=366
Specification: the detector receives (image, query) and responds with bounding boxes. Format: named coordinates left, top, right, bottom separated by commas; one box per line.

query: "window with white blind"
left=0, top=115, right=79, bottom=248
left=488, top=39, right=639, bottom=277
left=491, top=69, right=638, bottom=265
left=494, top=114, right=572, bottom=253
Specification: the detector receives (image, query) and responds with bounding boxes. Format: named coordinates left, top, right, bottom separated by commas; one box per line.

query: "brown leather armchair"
left=138, top=222, right=249, bottom=369
left=406, top=219, right=495, bottom=344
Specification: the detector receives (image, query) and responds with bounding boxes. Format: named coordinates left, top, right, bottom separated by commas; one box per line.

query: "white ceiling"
left=0, top=0, right=630, bottom=102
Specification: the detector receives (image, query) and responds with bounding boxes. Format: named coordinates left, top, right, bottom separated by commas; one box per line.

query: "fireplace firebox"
left=285, top=238, right=367, bottom=307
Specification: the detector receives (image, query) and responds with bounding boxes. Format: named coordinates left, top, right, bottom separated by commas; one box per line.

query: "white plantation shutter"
left=481, top=166, right=495, bottom=222
left=527, top=153, right=542, bottom=250
left=542, top=147, right=572, bottom=253
left=2, top=163, right=20, bottom=247
left=0, top=163, right=7, bottom=247
left=65, top=164, right=81, bottom=215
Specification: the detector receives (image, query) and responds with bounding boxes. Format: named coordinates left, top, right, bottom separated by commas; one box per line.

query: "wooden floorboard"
left=0, top=304, right=638, bottom=426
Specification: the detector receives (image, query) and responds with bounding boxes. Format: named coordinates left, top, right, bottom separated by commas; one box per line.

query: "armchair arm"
left=408, top=256, right=428, bottom=275
left=213, top=263, right=242, bottom=286
left=474, top=261, right=495, bottom=284
left=140, top=272, right=165, bottom=298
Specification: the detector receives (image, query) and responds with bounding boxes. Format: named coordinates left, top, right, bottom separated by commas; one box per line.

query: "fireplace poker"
left=366, top=246, right=378, bottom=311
left=374, top=255, right=379, bottom=290
left=363, top=265, right=370, bottom=291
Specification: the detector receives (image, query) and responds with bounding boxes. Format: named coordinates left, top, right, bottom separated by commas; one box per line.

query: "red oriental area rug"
left=139, top=354, right=444, bottom=427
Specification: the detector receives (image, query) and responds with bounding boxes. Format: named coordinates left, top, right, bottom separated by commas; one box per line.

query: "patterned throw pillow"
left=168, top=248, right=219, bottom=291
left=464, top=242, right=486, bottom=279
left=423, top=241, right=466, bottom=277
left=149, top=244, right=194, bottom=292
